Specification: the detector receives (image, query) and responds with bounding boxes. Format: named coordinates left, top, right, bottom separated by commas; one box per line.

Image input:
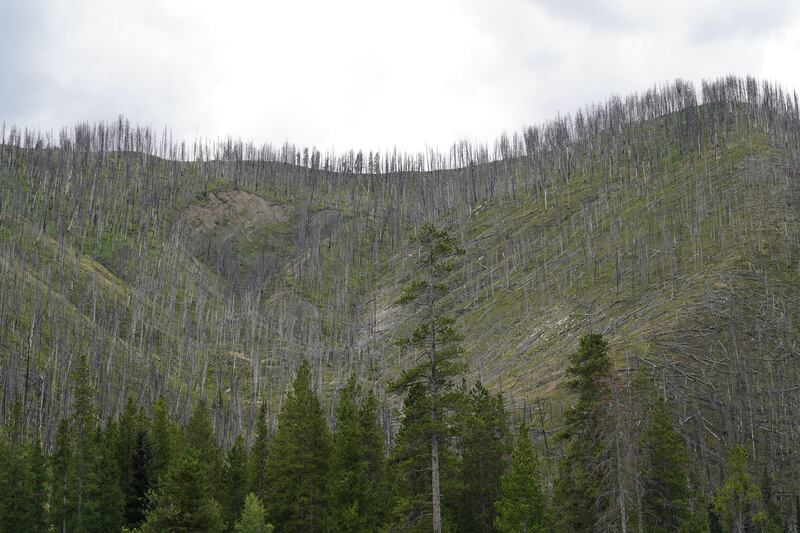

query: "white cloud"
left=2, top=0, right=799, bottom=152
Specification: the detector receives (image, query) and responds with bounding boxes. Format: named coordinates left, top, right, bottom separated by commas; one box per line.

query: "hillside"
left=1, top=76, right=800, bottom=493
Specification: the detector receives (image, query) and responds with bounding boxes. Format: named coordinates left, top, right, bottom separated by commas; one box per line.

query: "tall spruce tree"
left=140, top=449, right=225, bottom=532
left=388, top=382, right=460, bottom=532
left=390, top=224, right=466, bottom=533
left=117, top=397, right=147, bottom=527
left=51, top=418, right=75, bottom=532
left=553, top=333, right=614, bottom=532
left=327, top=378, right=388, bottom=532
left=125, top=428, right=154, bottom=528
left=149, top=395, right=174, bottom=488
left=457, top=382, right=509, bottom=533
left=24, top=438, right=50, bottom=532
left=223, top=436, right=250, bottom=531
left=249, top=402, right=270, bottom=504
left=84, top=424, right=124, bottom=532
left=494, top=422, right=548, bottom=533
left=358, top=390, right=390, bottom=528
left=388, top=383, right=434, bottom=532
left=186, top=399, right=224, bottom=501
left=264, top=360, right=330, bottom=531
left=639, top=397, right=692, bottom=532
left=72, top=353, right=98, bottom=532
left=0, top=414, right=49, bottom=533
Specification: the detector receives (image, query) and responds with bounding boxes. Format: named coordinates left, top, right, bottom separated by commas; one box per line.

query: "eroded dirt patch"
left=182, top=190, right=294, bottom=238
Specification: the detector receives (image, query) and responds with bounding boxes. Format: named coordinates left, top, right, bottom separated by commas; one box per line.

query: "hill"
left=1, top=75, right=799, bottom=495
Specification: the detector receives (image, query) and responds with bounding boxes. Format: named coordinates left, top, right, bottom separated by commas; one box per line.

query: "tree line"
left=1, top=225, right=790, bottom=532
left=0, top=332, right=782, bottom=532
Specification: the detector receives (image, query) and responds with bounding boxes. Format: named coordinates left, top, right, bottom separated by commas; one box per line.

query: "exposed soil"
left=182, top=190, right=294, bottom=238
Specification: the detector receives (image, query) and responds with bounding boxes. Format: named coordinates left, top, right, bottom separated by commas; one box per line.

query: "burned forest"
left=2, top=76, right=800, bottom=531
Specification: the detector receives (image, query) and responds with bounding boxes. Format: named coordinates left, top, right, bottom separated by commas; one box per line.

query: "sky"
left=2, top=0, right=799, bottom=153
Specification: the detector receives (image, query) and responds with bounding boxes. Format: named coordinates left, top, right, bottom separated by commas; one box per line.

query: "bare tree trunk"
left=616, top=432, right=628, bottom=533
left=431, top=411, right=442, bottom=533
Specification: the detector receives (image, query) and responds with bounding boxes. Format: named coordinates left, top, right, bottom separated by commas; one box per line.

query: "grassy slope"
left=371, top=125, right=800, bottom=413
left=1, top=105, right=798, bottom=448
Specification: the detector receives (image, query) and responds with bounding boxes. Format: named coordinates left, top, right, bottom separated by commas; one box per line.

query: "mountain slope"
left=1, top=78, right=799, bottom=492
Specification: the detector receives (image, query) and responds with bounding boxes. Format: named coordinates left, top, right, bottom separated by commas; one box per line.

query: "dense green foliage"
left=327, top=378, right=389, bottom=532
left=494, top=422, right=548, bottom=533
left=263, top=360, right=331, bottom=531
left=0, top=333, right=796, bottom=531
left=390, top=223, right=467, bottom=533
left=554, top=333, right=614, bottom=531
left=456, top=381, right=509, bottom=532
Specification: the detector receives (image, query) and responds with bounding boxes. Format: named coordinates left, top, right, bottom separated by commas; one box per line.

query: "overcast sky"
left=2, top=0, right=799, bottom=153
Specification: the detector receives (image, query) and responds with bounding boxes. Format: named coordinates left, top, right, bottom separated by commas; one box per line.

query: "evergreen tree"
left=83, top=424, right=125, bottom=532
left=72, top=353, right=98, bottom=532
left=186, top=399, right=224, bottom=500
left=390, top=224, right=466, bottom=533
left=553, top=333, right=613, bottom=532
left=51, top=418, right=76, bottom=533
left=117, top=396, right=148, bottom=527
left=140, top=449, right=225, bottom=533
left=358, top=390, right=391, bottom=528
left=235, top=493, right=274, bottom=533
left=712, top=445, right=766, bottom=532
left=24, top=438, right=50, bottom=532
left=639, top=397, right=692, bottom=533
left=149, top=395, right=174, bottom=488
left=249, top=402, right=270, bottom=504
left=327, top=378, right=389, bottom=532
left=494, top=422, right=548, bottom=533
left=0, top=415, right=48, bottom=533
left=388, top=383, right=460, bottom=532
left=457, top=382, right=509, bottom=533
left=264, top=360, right=330, bottom=531
left=223, top=435, right=250, bottom=531
left=388, top=383, right=434, bottom=532
left=125, top=428, right=153, bottom=528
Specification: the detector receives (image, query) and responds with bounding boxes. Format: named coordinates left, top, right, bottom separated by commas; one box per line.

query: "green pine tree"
left=140, top=449, right=225, bottom=533
left=358, top=390, right=391, bottom=529
left=0, top=412, right=49, bottom=533
left=249, top=402, right=270, bottom=504
left=494, top=422, right=548, bottom=533
left=148, top=395, right=174, bottom=488
left=73, top=354, right=98, bottom=531
left=51, top=418, right=76, bottom=533
left=186, top=399, right=224, bottom=501
left=553, top=333, right=613, bottom=532
left=388, top=383, right=433, bottom=532
left=387, top=383, right=460, bottom=532
left=456, top=381, right=509, bottom=533
left=117, top=397, right=147, bottom=528
left=390, top=224, right=466, bottom=533
left=124, top=428, right=153, bottom=528
left=264, top=360, right=331, bottom=532
left=712, top=445, right=766, bottom=533
left=327, top=378, right=389, bottom=532
left=639, top=397, right=692, bottom=533
left=223, top=436, right=250, bottom=531
left=235, top=493, right=274, bottom=533
left=83, top=424, right=125, bottom=532
left=24, top=438, right=50, bottom=532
